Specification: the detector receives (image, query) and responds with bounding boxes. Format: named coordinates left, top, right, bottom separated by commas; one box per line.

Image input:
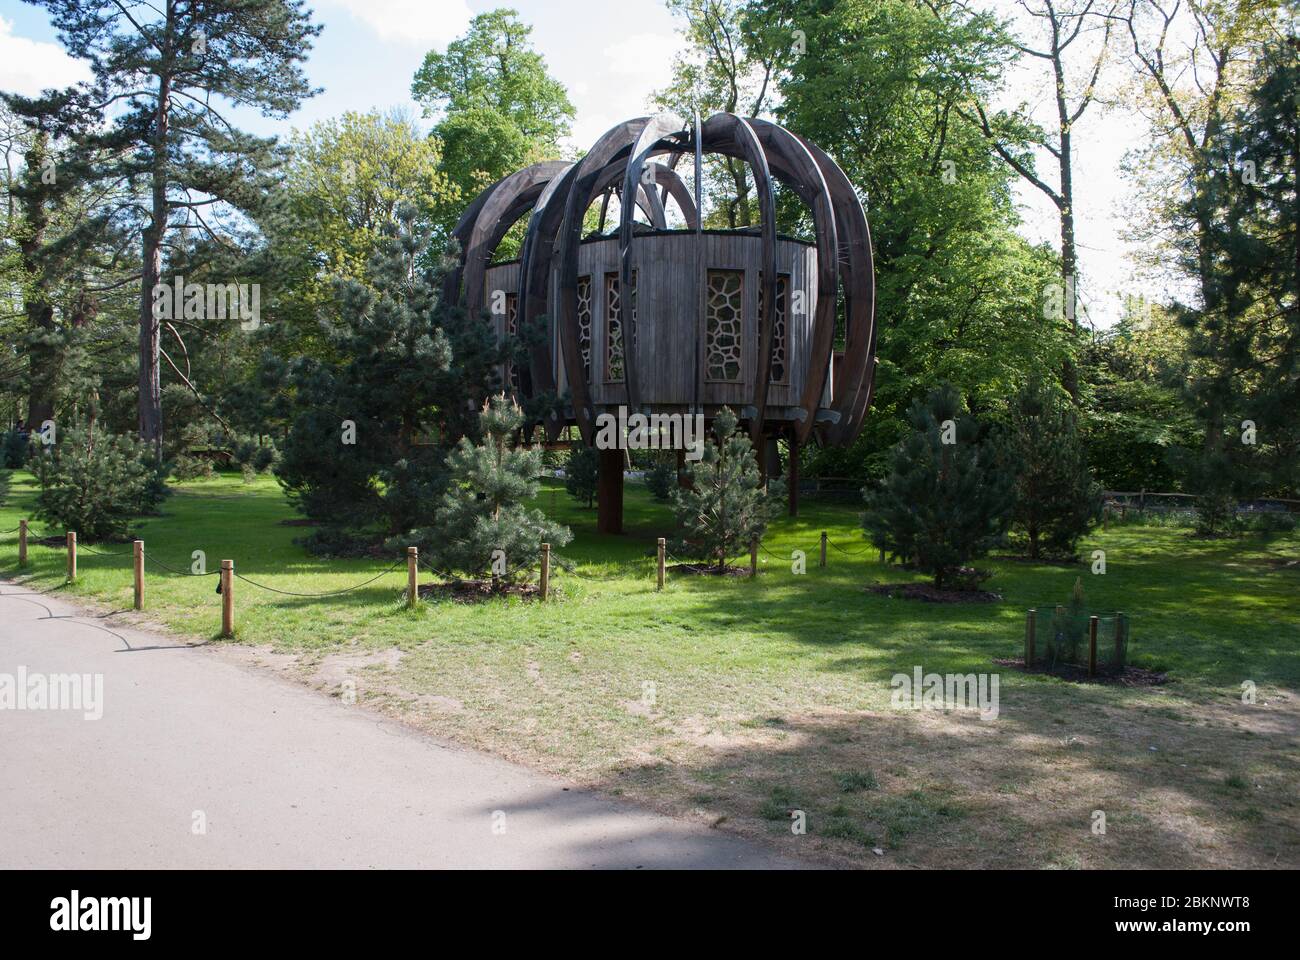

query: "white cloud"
left=322, top=0, right=473, bottom=47
left=0, top=17, right=92, bottom=97
left=601, top=32, right=684, bottom=81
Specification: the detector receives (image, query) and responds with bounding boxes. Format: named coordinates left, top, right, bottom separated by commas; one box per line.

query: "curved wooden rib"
left=619, top=113, right=688, bottom=412
left=516, top=162, right=577, bottom=435
left=443, top=176, right=504, bottom=305
left=555, top=118, right=652, bottom=443
left=745, top=119, right=843, bottom=445
left=463, top=161, right=570, bottom=316
left=700, top=113, right=777, bottom=442
left=797, top=135, right=875, bottom=445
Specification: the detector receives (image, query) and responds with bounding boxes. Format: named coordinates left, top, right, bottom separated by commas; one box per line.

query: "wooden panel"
left=547, top=233, right=818, bottom=419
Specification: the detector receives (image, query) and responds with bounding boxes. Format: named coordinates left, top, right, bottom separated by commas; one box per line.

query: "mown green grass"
left=3, top=467, right=1298, bottom=868
left=3, top=467, right=1296, bottom=692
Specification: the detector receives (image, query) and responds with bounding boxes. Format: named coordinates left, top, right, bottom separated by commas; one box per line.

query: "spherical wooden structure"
left=446, top=113, right=877, bottom=530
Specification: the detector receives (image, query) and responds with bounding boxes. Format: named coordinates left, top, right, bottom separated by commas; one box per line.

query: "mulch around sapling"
left=993, top=657, right=1168, bottom=687
left=867, top=582, right=1001, bottom=603
left=417, top=579, right=545, bottom=603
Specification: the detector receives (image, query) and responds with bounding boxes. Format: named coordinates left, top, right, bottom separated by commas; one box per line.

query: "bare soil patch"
left=993, top=657, right=1168, bottom=687
left=417, top=579, right=543, bottom=602
left=867, top=582, right=1001, bottom=603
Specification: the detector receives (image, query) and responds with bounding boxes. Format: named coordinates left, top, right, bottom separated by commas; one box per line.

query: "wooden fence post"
left=66, top=531, right=76, bottom=582
left=879, top=547, right=886, bottom=565
left=657, top=537, right=665, bottom=591
left=407, top=546, right=418, bottom=609
left=1088, top=615, right=1099, bottom=678
left=1103, top=504, right=1110, bottom=531
left=750, top=538, right=758, bottom=578
left=820, top=531, right=827, bottom=568
left=220, top=560, right=234, bottom=638
left=18, top=519, right=27, bottom=567
left=1025, top=608, right=1036, bottom=666
left=540, top=543, right=551, bottom=601
left=133, top=540, right=144, bottom=610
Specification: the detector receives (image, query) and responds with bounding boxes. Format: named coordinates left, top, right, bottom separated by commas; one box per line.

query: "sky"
left=0, top=0, right=1157, bottom=327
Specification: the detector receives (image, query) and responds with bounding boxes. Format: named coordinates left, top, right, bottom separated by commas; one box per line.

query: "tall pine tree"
left=28, top=0, right=322, bottom=455
left=863, top=383, right=1014, bottom=589
left=671, top=407, right=785, bottom=573
left=413, top=395, right=571, bottom=587
left=1002, top=377, right=1102, bottom=559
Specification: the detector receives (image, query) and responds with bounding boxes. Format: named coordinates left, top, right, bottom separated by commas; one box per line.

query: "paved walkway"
left=0, top=583, right=805, bottom=869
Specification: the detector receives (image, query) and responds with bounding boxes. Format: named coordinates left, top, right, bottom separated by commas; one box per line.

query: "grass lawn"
left=3, top=468, right=1298, bottom=868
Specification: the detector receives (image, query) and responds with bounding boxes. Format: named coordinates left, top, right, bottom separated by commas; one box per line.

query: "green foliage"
left=1079, top=300, right=1200, bottom=491
left=1167, top=37, right=1300, bottom=515
left=645, top=454, right=677, bottom=502
left=765, top=0, right=1068, bottom=482
left=31, top=422, right=169, bottom=541
left=1002, top=378, right=1102, bottom=559
left=275, top=205, right=501, bottom=540
left=411, top=9, right=574, bottom=229
left=3, top=430, right=31, bottom=469
left=671, top=408, right=785, bottom=571
left=265, top=110, right=456, bottom=356
left=863, top=384, right=1014, bottom=588
left=412, top=395, right=571, bottom=585
left=172, top=456, right=214, bottom=482
left=564, top=444, right=598, bottom=508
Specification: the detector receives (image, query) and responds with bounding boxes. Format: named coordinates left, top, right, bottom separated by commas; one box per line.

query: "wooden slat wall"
left=489, top=234, right=828, bottom=417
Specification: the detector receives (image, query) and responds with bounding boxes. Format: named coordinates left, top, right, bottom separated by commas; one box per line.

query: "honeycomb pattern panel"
left=706, top=269, right=744, bottom=382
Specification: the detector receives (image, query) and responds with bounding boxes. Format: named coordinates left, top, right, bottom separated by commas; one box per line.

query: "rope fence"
left=3, top=517, right=887, bottom=636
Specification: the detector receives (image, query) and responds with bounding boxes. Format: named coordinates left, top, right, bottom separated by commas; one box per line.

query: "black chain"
left=232, top=559, right=406, bottom=598
left=827, top=538, right=871, bottom=556
left=141, top=551, right=220, bottom=577
left=78, top=543, right=136, bottom=559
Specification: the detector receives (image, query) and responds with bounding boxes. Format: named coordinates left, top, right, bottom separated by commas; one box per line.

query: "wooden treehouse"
left=445, top=113, right=877, bottom=532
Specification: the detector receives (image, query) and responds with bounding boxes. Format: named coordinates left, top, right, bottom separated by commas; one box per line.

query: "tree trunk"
left=138, top=48, right=172, bottom=460
left=18, top=131, right=57, bottom=427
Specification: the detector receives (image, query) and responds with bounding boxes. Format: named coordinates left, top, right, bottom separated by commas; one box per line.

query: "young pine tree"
left=415, top=395, right=570, bottom=587
left=564, top=443, right=598, bottom=508
left=863, top=383, right=1014, bottom=589
left=32, top=421, right=169, bottom=541
left=671, top=407, right=785, bottom=573
left=1003, top=377, right=1102, bottom=559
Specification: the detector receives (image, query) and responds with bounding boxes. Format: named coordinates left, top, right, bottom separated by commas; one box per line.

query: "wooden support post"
left=1025, top=609, right=1036, bottom=666
left=787, top=429, right=799, bottom=517
left=18, top=519, right=27, bottom=567
left=597, top=448, right=624, bottom=534
left=133, top=540, right=144, bottom=610
left=220, top=560, right=234, bottom=638
left=656, top=537, right=665, bottom=590
left=540, top=543, right=551, bottom=601
left=66, top=532, right=76, bottom=582
left=1088, top=615, right=1099, bottom=678
left=407, top=546, right=418, bottom=609
left=750, top=538, right=758, bottom=579
left=879, top=547, right=886, bottom=565
left=819, top=531, right=827, bottom=568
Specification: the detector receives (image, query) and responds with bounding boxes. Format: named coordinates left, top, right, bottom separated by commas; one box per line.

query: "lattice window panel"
left=705, top=269, right=744, bottom=382
left=604, top=271, right=636, bottom=382
left=758, top=273, right=790, bottom=384
left=577, top=275, right=592, bottom=382
left=505, top=293, right=520, bottom=395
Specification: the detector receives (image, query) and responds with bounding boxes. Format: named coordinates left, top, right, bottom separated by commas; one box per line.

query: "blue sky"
left=0, top=1, right=681, bottom=148
left=0, top=0, right=1151, bottom=326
